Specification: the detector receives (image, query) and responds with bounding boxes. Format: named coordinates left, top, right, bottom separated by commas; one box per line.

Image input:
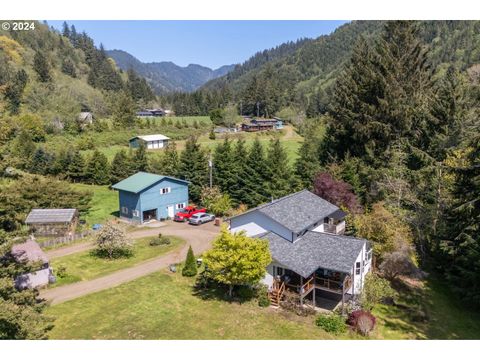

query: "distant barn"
left=25, top=209, right=79, bottom=237
left=129, top=134, right=170, bottom=150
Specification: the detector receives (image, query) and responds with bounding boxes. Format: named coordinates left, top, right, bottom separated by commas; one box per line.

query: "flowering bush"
left=347, top=310, right=376, bottom=336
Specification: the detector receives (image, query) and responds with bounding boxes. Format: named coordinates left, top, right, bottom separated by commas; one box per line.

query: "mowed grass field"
left=71, top=184, right=118, bottom=225
left=50, top=236, right=184, bottom=287
left=45, top=271, right=480, bottom=340
left=46, top=270, right=337, bottom=340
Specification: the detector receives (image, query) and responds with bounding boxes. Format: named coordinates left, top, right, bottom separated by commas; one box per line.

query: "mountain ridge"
left=107, top=49, right=235, bottom=94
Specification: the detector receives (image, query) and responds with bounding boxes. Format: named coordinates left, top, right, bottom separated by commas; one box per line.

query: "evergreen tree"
left=33, top=51, right=52, bottom=83
left=178, top=137, right=208, bottom=203
left=212, top=138, right=236, bottom=194
left=85, top=150, right=110, bottom=185
left=158, top=141, right=180, bottom=177
left=265, top=138, right=294, bottom=200
left=323, top=21, right=435, bottom=166
left=243, top=138, right=269, bottom=207
left=4, top=69, right=28, bottom=114
left=110, top=150, right=132, bottom=184
left=133, top=142, right=149, bottom=173
left=295, top=132, right=322, bottom=189
left=182, top=245, right=197, bottom=277
left=61, top=58, right=76, bottom=78
left=441, top=135, right=480, bottom=306
left=67, top=150, right=86, bottom=182
left=113, top=92, right=136, bottom=128
left=229, top=139, right=249, bottom=205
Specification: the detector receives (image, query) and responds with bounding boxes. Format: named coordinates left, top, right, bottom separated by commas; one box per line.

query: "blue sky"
left=48, top=20, right=348, bottom=69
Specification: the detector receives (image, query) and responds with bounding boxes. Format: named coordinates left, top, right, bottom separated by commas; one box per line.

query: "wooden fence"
left=37, top=231, right=91, bottom=249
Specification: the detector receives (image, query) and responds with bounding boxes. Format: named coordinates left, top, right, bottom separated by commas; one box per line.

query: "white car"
left=188, top=213, right=215, bottom=225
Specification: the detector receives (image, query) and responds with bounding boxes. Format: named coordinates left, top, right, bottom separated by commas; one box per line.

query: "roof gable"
left=261, top=231, right=366, bottom=277
left=25, top=209, right=77, bottom=224
left=11, top=240, right=49, bottom=264
left=111, top=172, right=188, bottom=194
left=252, top=190, right=340, bottom=233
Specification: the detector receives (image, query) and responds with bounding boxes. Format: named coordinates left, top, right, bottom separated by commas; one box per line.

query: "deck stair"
left=268, top=279, right=285, bottom=307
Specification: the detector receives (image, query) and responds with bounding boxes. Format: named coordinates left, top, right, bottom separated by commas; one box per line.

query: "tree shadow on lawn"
left=191, top=272, right=256, bottom=305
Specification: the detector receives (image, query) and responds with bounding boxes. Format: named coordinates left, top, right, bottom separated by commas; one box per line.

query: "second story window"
left=355, top=262, right=361, bottom=275
left=160, top=187, right=171, bottom=195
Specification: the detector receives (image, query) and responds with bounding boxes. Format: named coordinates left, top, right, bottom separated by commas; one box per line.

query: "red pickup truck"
left=173, top=206, right=206, bottom=222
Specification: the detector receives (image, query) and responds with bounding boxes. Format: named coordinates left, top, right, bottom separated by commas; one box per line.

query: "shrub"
left=257, top=286, right=271, bottom=307
left=56, top=265, right=67, bottom=278
left=361, top=273, right=397, bottom=310
left=315, top=313, right=347, bottom=334
left=149, top=233, right=171, bottom=246
left=237, top=285, right=255, bottom=301
left=94, top=222, right=133, bottom=259
left=182, top=245, right=197, bottom=277
left=281, top=290, right=316, bottom=316
left=347, top=310, right=376, bottom=336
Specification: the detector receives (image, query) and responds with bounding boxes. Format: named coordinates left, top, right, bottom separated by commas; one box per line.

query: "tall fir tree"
left=441, top=135, right=480, bottom=306
left=265, top=138, right=294, bottom=200
left=133, top=142, right=149, bottom=173
left=242, top=138, right=269, bottom=207
left=67, top=150, right=86, bottom=183
left=178, top=137, right=208, bottom=203
left=295, top=132, right=322, bottom=189
left=85, top=150, right=110, bottom=185
left=33, top=51, right=52, bottom=83
left=158, top=141, right=180, bottom=177
left=212, top=138, right=236, bottom=194
left=229, top=139, right=249, bottom=205
left=110, top=149, right=132, bottom=184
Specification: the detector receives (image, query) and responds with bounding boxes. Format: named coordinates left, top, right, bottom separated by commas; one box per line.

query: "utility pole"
left=208, top=152, right=213, bottom=188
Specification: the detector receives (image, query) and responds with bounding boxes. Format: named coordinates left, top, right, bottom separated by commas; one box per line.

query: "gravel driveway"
left=40, top=220, right=221, bottom=305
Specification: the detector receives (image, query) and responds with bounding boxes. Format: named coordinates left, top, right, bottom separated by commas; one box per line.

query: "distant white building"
left=11, top=239, right=54, bottom=289
left=129, top=134, right=170, bottom=150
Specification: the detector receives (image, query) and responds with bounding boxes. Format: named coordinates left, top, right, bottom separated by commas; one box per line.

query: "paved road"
left=40, top=221, right=220, bottom=305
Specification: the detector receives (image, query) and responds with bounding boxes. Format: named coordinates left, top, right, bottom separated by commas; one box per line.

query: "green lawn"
left=51, top=235, right=184, bottom=287
left=46, top=270, right=337, bottom=340
left=71, top=184, right=118, bottom=226
left=45, top=271, right=480, bottom=340
left=373, top=276, right=480, bottom=339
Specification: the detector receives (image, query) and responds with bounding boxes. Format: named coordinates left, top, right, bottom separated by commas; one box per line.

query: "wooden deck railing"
left=301, top=276, right=314, bottom=295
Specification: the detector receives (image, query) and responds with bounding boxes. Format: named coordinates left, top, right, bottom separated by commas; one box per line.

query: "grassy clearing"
left=50, top=235, right=184, bottom=287
left=71, top=184, right=118, bottom=226
left=46, top=270, right=337, bottom=340
left=45, top=270, right=480, bottom=340
left=373, top=276, right=480, bottom=339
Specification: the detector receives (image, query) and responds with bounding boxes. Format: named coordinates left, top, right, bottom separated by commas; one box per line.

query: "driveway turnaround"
left=40, top=221, right=220, bottom=305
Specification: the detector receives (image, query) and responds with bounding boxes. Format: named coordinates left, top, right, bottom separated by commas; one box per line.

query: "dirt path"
left=40, top=222, right=220, bottom=305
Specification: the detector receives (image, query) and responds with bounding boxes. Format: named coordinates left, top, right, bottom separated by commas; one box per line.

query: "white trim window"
left=160, top=187, right=171, bottom=195
left=121, top=207, right=129, bottom=215
left=132, top=210, right=140, bottom=217
left=355, top=261, right=361, bottom=275
left=176, top=203, right=186, bottom=210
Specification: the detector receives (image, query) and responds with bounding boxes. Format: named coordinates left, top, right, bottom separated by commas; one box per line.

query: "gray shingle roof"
left=11, top=240, right=49, bottom=264
left=25, top=209, right=77, bottom=224
left=260, top=231, right=366, bottom=277
left=254, top=190, right=340, bottom=233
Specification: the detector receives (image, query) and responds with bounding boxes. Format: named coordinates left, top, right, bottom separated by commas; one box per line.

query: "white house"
left=229, top=190, right=372, bottom=311
left=11, top=239, right=54, bottom=289
left=129, top=134, right=170, bottom=150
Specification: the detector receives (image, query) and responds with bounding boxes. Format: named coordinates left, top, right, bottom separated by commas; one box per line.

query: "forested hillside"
left=165, top=20, right=480, bottom=117
left=107, top=49, right=235, bottom=93
left=0, top=21, right=155, bottom=128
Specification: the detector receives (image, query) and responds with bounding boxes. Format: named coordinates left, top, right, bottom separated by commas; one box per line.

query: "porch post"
left=341, top=290, right=345, bottom=315
left=312, top=275, right=316, bottom=309
left=300, top=277, right=303, bottom=305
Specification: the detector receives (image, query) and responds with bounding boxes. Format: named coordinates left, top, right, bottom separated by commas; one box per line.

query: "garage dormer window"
left=160, top=187, right=171, bottom=195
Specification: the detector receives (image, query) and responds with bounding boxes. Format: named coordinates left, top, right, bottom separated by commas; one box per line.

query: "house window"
left=176, top=203, right=185, bottom=209
left=355, top=262, right=361, bottom=275
left=367, top=250, right=373, bottom=261
left=132, top=210, right=140, bottom=217
left=276, top=266, right=284, bottom=277
left=160, top=187, right=171, bottom=195
left=121, top=207, right=128, bottom=215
